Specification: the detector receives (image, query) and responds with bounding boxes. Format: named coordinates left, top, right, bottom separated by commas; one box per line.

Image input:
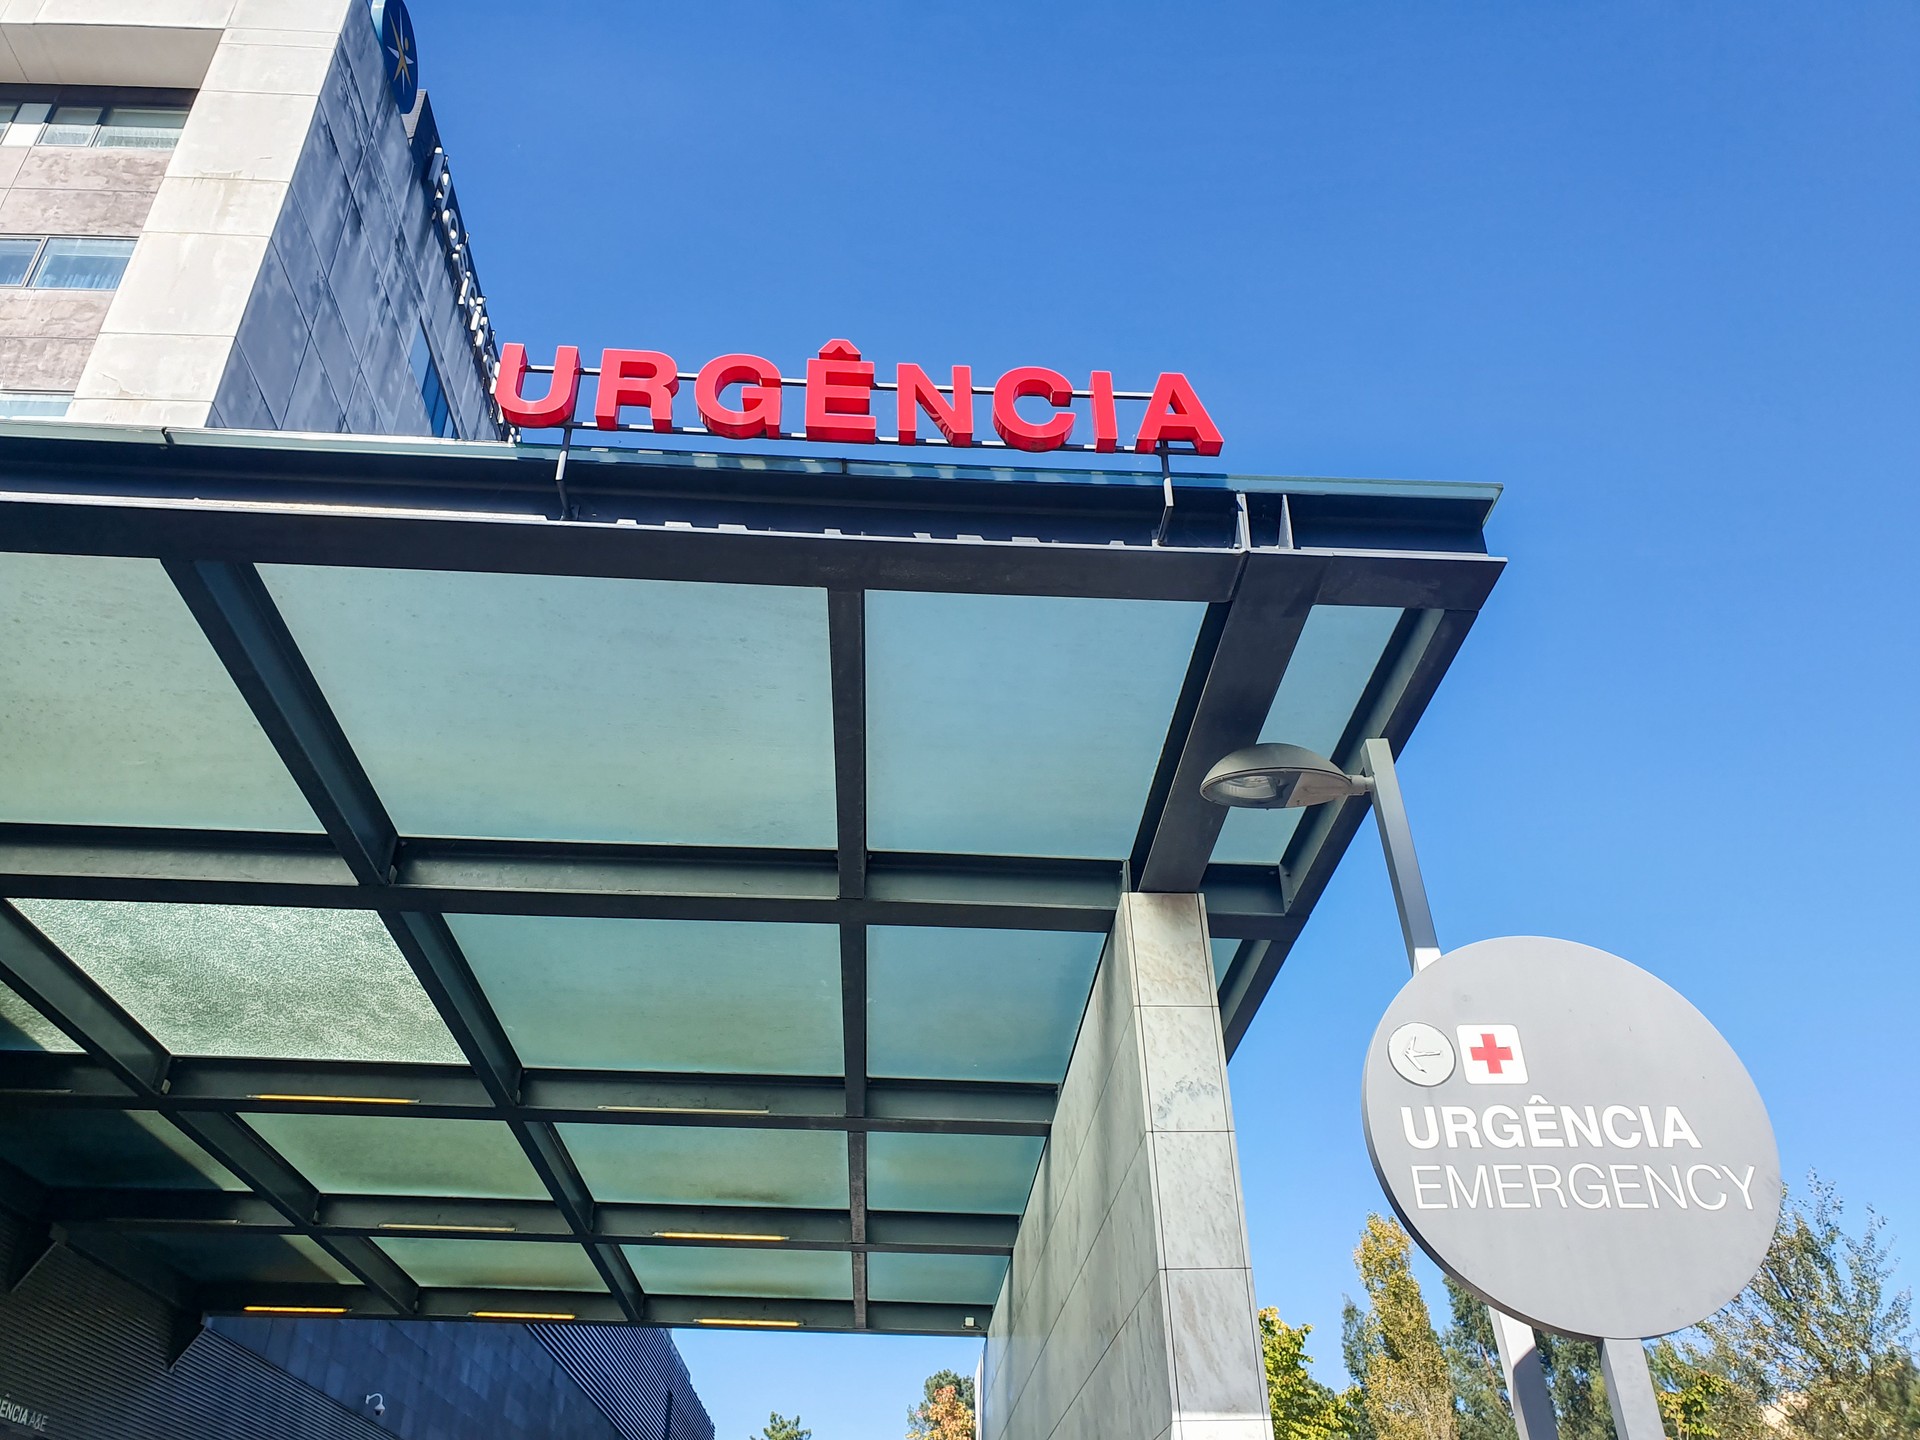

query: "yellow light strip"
left=249, top=1094, right=418, bottom=1106
left=596, top=1105, right=771, bottom=1116
left=245, top=1305, right=349, bottom=1316
left=696, top=1317, right=801, bottom=1329
left=470, top=1310, right=577, bottom=1322
left=376, top=1223, right=516, bottom=1235
left=653, top=1231, right=789, bottom=1243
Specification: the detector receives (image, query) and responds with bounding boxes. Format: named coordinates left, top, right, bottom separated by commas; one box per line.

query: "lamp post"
left=1201, top=738, right=1564, bottom=1440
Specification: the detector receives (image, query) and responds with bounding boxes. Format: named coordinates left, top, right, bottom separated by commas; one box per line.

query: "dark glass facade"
left=0, top=1209, right=712, bottom=1440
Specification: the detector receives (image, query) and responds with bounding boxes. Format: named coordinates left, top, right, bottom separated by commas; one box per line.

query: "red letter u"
left=495, top=343, right=580, bottom=428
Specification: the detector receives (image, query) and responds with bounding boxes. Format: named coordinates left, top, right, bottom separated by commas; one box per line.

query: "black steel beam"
left=0, top=900, right=167, bottom=1092
left=1133, top=555, right=1329, bottom=891
left=51, top=1189, right=1019, bottom=1255
left=0, top=1052, right=1053, bottom=1135
left=163, top=560, right=396, bottom=884
left=829, top=589, right=867, bottom=900
left=1219, top=608, right=1481, bottom=1050
left=0, top=833, right=1291, bottom=937
left=155, top=562, right=651, bottom=1322
left=378, top=911, right=648, bottom=1321
left=0, top=905, right=419, bottom=1311
left=0, top=478, right=1499, bottom=610
left=193, top=1279, right=988, bottom=1334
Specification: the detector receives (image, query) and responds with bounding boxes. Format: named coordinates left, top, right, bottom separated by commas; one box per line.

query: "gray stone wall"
left=0, top=145, right=166, bottom=392
left=208, top=13, right=496, bottom=438
left=981, top=894, right=1268, bottom=1440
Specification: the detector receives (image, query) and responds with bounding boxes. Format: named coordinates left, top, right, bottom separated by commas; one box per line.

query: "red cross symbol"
left=1470, top=1032, right=1514, bottom=1074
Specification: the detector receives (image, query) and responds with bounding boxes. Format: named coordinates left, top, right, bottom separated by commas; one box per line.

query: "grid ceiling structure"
left=0, top=424, right=1502, bottom=1335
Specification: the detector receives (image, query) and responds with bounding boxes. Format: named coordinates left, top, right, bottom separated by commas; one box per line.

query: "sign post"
left=1357, top=744, right=1781, bottom=1440
left=1357, top=740, right=1563, bottom=1440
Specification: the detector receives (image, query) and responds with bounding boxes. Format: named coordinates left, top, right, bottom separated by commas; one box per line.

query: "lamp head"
left=1199, top=743, right=1366, bottom=809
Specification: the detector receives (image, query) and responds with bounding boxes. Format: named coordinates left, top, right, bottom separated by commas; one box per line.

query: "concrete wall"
left=981, top=894, right=1268, bottom=1440
left=0, top=0, right=498, bottom=438
left=0, top=146, right=165, bottom=392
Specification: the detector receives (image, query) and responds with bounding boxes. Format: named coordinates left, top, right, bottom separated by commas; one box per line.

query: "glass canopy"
left=0, top=426, right=1500, bottom=1333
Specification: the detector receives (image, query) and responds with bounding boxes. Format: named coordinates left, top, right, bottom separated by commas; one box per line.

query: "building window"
left=0, top=392, right=72, bottom=419
left=410, top=324, right=458, bottom=438
left=0, top=237, right=136, bottom=290
left=0, top=102, right=187, bottom=150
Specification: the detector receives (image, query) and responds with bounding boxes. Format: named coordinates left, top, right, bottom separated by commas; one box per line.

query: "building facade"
left=0, top=0, right=497, bottom=438
left=0, top=7, right=1508, bottom=1440
left=0, top=1206, right=713, bottom=1440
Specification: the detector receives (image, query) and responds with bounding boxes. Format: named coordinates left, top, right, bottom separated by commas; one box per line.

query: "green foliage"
left=1438, top=1278, right=1514, bottom=1440
left=918, top=1370, right=975, bottom=1411
left=1533, top=1332, right=1614, bottom=1440
left=755, top=1415, right=811, bottom=1440
left=1653, top=1175, right=1920, bottom=1439
left=1258, top=1307, right=1356, bottom=1439
left=1341, top=1298, right=1380, bottom=1440
left=906, top=1369, right=975, bottom=1440
left=1349, top=1215, right=1458, bottom=1440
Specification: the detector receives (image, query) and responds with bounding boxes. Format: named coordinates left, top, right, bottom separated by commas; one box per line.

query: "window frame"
left=0, top=391, right=74, bottom=420
left=409, top=322, right=460, bottom=440
left=0, top=99, right=189, bottom=151
left=0, top=235, right=138, bottom=292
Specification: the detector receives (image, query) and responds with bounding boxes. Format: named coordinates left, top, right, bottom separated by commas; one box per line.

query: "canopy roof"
left=0, top=424, right=1502, bottom=1333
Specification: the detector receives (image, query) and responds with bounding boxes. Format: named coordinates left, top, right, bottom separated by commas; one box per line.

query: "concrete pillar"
left=982, top=893, right=1267, bottom=1440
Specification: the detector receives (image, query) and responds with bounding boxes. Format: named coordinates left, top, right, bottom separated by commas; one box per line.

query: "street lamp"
left=1198, top=743, right=1368, bottom=809
left=1198, top=735, right=1573, bottom=1440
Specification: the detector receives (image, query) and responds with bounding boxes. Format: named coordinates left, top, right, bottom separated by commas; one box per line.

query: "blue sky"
left=406, top=2, right=1919, bottom=1433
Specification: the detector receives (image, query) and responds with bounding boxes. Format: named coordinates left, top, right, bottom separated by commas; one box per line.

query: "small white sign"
left=1388, top=1022, right=1455, bottom=1086
left=1457, top=1024, right=1527, bottom=1084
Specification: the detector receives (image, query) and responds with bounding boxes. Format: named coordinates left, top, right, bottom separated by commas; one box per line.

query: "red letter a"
left=1133, top=372, right=1223, bottom=456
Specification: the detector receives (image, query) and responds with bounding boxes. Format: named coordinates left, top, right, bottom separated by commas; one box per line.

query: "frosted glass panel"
left=0, top=553, right=319, bottom=831
left=0, top=980, right=78, bottom=1051
left=376, top=1238, right=606, bottom=1291
left=1214, top=605, right=1403, bottom=863
left=867, top=1133, right=1044, bottom=1214
left=13, top=900, right=462, bottom=1064
left=867, top=592, right=1204, bottom=857
left=454, top=915, right=842, bottom=1075
left=246, top=1114, right=550, bottom=1199
left=622, top=1244, right=852, bottom=1300
left=561, top=1125, right=849, bottom=1210
left=142, top=1232, right=358, bottom=1285
left=868, top=928, right=1101, bottom=1083
left=0, top=1110, right=243, bottom=1189
left=261, top=566, right=837, bottom=846
left=868, top=1251, right=1008, bottom=1305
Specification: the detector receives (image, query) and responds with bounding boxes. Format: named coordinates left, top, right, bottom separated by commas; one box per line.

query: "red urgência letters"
left=495, top=340, right=1223, bottom=456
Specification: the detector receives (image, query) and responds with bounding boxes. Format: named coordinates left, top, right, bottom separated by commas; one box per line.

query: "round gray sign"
left=1362, top=936, right=1780, bottom=1340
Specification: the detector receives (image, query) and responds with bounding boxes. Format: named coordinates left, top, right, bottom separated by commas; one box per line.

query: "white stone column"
left=982, top=893, right=1267, bottom=1440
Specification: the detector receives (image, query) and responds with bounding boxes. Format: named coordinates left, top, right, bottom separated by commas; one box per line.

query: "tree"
left=755, top=1415, right=811, bottom=1440
left=1654, top=1175, right=1920, bottom=1440
left=907, top=1369, right=975, bottom=1440
left=1350, top=1215, right=1459, bottom=1440
left=1438, top=1278, right=1514, bottom=1440
left=1258, top=1306, right=1355, bottom=1439
left=1533, top=1332, right=1614, bottom=1440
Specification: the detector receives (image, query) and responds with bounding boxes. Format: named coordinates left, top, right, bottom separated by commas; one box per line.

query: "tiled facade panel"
left=0, top=145, right=165, bottom=391
left=212, top=1314, right=631, bottom=1440
left=0, top=1207, right=709, bottom=1440
left=213, top=9, right=495, bottom=438
left=982, top=895, right=1268, bottom=1440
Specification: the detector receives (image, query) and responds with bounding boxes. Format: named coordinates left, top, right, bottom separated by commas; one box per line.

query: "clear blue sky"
left=406, top=2, right=1919, bottom=1434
